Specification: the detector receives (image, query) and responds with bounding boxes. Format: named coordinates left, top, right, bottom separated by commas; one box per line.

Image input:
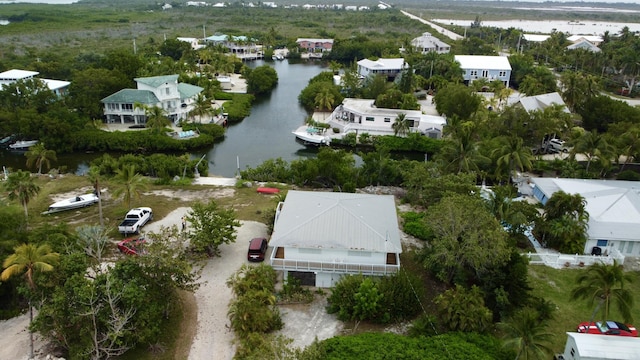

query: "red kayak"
left=257, top=187, right=280, bottom=194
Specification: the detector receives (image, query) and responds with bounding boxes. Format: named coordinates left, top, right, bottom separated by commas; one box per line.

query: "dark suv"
left=247, top=237, right=268, bottom=262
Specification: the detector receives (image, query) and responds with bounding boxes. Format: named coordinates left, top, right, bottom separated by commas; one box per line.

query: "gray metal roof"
left=531, top=178, right=640, bottom=241
left=566, top=332, right=640, bottom=359
left=134, top=74, right=179, bottom=88
left=518, top=92, right=570, bottom=113
left=177, top=83, right=204, bottom=100
left=270, top=190, right=402, bottom=253
left=101, top=89, right=159, bottom=104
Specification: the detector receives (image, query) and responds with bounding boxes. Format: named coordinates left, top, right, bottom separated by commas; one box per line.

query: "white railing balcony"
left=270, top=258, right=399, bottom=276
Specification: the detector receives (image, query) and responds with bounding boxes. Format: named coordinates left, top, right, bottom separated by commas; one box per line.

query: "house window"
left=627, top=242, right=634, bottom=254
left=481, top=70, right=489, bottom=77
left=499, top=71, right=507, bottom=77
left=470, top=70, right=478, bottom=76
left=406, top=119, right=416, bottom=127
left=165, top=87, right=170, bottom=95
left=570, top=348, right=575, bottom=356
left=384, top=117, right=391, bottom=123
left=122, top=103, right=133, bottom=111
left=596, top=239, right=608, bottom=247
left=365, top=117, right=374, bottom=122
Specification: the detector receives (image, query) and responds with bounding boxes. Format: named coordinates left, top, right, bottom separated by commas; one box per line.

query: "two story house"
left=101, top=74, right=203, bottom=125
left=454, top=55, right=511, bottom=87
left=269, top=190, right=402, bottom=288
left=296, top=38, right=334, bottom=53
left=357, top=58, right=406, bottom=82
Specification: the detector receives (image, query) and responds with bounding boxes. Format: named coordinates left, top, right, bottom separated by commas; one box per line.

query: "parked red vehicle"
left=117, top=237, right=146, bottom=256
left=247, top=237, right=268, bottom=262
left=577, top=321, right=638, bottom=337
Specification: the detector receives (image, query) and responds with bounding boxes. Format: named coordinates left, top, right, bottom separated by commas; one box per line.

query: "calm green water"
left=0, top=60, right=326, bottom=177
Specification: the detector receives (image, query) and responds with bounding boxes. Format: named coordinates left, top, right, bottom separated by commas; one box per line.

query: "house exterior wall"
left=297, top=40, right=333, bottom=52
left=462, top=68, right=511, bottom=86
left=285, top=247, right=387, bottom=265
left=357, top=65, right=402, bottom=79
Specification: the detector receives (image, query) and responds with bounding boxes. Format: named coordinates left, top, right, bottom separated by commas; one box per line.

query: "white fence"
left=522, top=248, right=625, bottom=269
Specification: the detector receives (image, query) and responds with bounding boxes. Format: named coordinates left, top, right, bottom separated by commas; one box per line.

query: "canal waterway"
left=0, top=60, right=326, bottom=178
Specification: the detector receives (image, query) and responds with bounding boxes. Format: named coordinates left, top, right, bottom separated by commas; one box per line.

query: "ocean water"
left=432, top=18, right=640, bottom=36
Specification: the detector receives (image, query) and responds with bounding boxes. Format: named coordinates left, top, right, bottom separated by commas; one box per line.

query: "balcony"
left=270, top=247, right=400, bottom=276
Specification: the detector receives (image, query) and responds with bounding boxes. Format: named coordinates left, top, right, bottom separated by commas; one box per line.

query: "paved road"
left=401, top=10, right=464, bottom=41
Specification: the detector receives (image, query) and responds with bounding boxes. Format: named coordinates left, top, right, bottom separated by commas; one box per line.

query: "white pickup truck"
left=118, top=207, right=153, bottom=234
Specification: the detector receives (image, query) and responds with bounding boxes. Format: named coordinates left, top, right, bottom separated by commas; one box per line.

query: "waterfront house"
left=269, top=190, right=402, bottom=288
left=204, top=34, right=262, bottom=60
left=357, top=58, right=406, bottom=81
left=0, top=69, right=70, bottom=97
left=527, top=177, right=640, bottom=258
left=454, top=55, right=511, bottom=87
left=410, top=32, right=450, bottom=54
left=296, top=38, right=334, bottom=53
left=566, top=39, right=601, bottom=53
left=326, top=98, right=446, bottom=139
left=567, top=34, right=603, bottom=46
left=101, top=74, right=203, bottom=125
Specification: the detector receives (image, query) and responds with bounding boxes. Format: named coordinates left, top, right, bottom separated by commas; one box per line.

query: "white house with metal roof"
left=357, top=58, right=406, bottom=81
left=204, top=34, right=262, bottom=60
left=325, top=98, right=446, bottom=139
left=0, top=69, right=70, bottom=97
left=410, top=32, right=450, bottom=54
left=269, top=190, right=402, bottom=288
left=561, top=332, right=640, bottom=360
left=101, top=74, right=203, bottom=125
left=529, top=178, right=640, bottom=257
left=517, top=92, right=570, bottom=114
left=567, top=39, right=601, bottom=53
left=454, top=55, right=511, bottom=87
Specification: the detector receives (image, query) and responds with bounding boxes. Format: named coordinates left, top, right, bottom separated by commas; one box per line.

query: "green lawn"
left=528, top=265, right=640, bottom=353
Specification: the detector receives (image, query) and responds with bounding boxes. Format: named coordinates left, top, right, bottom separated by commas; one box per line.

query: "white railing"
left=522, top=248, right=625, bottom=268
left=271, top=258, right=399, bottom=276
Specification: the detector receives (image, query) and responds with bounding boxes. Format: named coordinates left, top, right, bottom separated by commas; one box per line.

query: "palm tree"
left=571, top=130, right=615, bottom=173
left=189, top=93, right=214, bottom=123
left=1, top=243, right=60, bottom=359
left=571, top=260, right=634, bottom=323
left=112, top=164, right=147, bottom=209
left=498, top=308, right=554, bottom=360
left=4, top=170, right=40, bottom=221
left=134, top=103, right=171, bottom=132
left=493, top=136, right=534, bottom=182
left=439, top=122, right=489, bottom=173
left=392, top=113, right=410, bottom=137
left=25, top=142, right=57, bottom=174
left=314, top=86, right=335, bottom=120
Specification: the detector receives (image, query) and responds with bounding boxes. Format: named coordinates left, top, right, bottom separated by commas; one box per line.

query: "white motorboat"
left=292, top=126, right=331, bottom=146
left=48, top=194, right=99, bottom=212
left=8, top=140, right=38, bottom=150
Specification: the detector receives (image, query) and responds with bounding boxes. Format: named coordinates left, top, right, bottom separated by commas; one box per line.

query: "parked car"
left=117, top=237, right=146, bottom=256
left=118, top=207, right=153, bottom=234
left=247, top=237, right=268, bottom=262
left=577, top=321, right=638, bottom=337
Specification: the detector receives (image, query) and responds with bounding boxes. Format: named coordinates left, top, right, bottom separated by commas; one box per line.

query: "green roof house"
left=101, top=74, right=203, bottom=125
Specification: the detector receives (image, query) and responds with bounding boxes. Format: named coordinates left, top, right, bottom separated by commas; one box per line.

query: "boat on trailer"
left=48, top=193, right=99, bottom=212
left=8, top=140, right=38, bottom=150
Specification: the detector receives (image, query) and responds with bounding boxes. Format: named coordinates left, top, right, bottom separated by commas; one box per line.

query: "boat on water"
left=272, top=54, right=285, bottom=60
left=0, top=135, right=15, bottom=148
left=48, top=193, right=99, bottom=212
left=8, top=140, right=38, bottom=150
left=292, top=126, right=331, bottom=146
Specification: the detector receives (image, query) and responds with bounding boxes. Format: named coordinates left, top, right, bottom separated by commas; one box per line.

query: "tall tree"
left=314, top=86, right=336, bottom=119
left=112, top=164, right=147, bottom=209
left=134, top=103, right=172, bottom=131
left=1, top=243, right=60, bottom=359
left=25, top=142, right=57, bottom=174
left=186, top=200, right=240, bottom=257
left=492, top=136, right=534, bottom=182
left=4, top=170, right=40, bottom=221
left=570, top=260, right=634, bottom=323
left=391, top=113, right=410, bottom=137
left=189, top=93, right=214, bottom=123
left=498, top=308, right=554, bottom=360
left=571, top=130, right=615, bottom=173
